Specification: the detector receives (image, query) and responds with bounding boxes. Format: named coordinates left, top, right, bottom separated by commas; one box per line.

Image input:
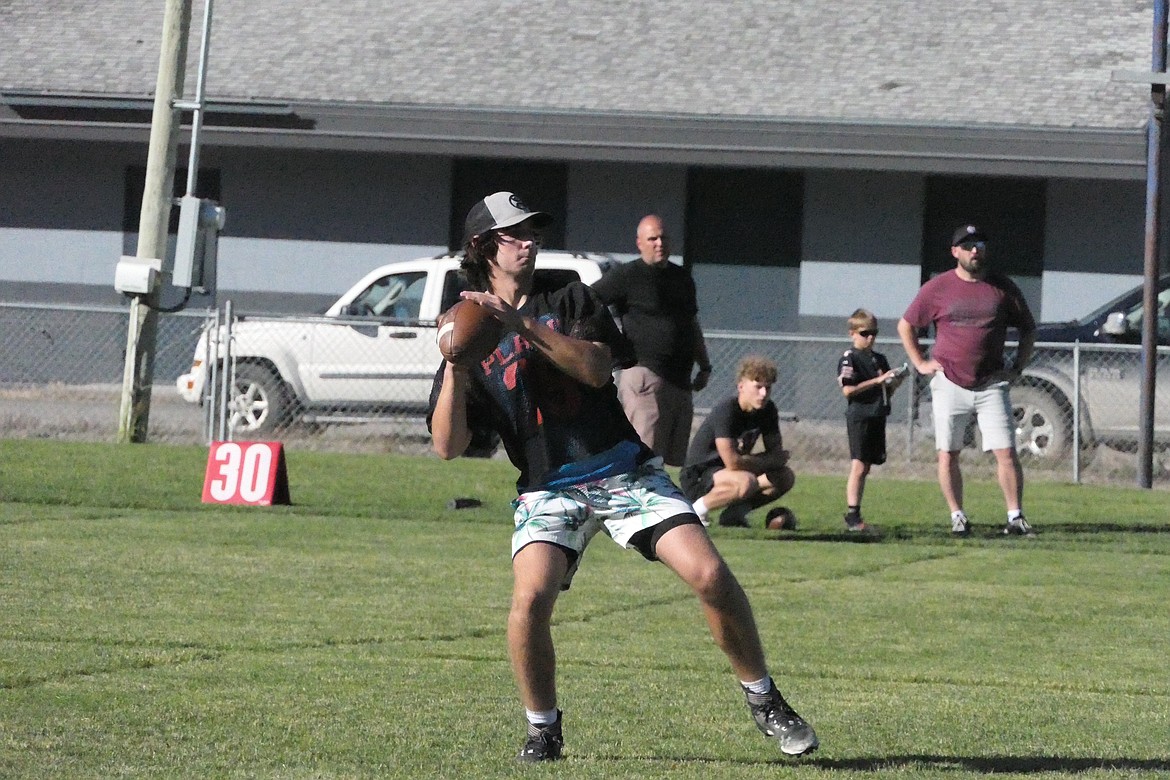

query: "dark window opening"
left=684, top=168, right=803, bottom=268
left=922, top=176, right=1046, bottom=281
left=448, top=159, right=568, bottom=251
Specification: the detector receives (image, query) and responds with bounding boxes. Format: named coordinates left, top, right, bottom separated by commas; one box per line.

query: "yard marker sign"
left=202, top=441, right=291, bottom=505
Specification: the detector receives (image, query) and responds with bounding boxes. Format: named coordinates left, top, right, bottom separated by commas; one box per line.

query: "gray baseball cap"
left=463, top=191, right=552, bottom=244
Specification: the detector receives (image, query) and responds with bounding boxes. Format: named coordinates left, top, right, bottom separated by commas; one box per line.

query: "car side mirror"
left=1100, top=311, right=1129, bottom=337
left=340, top=303, right=364, bottom=317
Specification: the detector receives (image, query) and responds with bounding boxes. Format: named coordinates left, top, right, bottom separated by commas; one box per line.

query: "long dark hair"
left=460, top=233, right=499, bottom=292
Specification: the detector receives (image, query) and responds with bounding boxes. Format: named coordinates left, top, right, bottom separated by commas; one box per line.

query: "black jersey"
left=837, top=347, right=892, bottom=419
left=428, top=282, right=650, bottom=493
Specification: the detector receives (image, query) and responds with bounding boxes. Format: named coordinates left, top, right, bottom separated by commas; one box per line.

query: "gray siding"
left=0, top=137, right=1156, bottom=327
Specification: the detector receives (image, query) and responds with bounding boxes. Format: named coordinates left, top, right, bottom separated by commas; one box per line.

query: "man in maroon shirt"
left=897, top=224, right=1037, bottom=537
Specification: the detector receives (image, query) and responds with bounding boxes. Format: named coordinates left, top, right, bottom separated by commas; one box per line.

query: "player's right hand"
left=914, top=359, right=942, bottom=376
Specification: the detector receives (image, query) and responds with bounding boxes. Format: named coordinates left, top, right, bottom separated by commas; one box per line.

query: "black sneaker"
left=743, top=680, right=819, bottom=756
left=517, top=712, right=563, bottom=763
left=1002, top=515, right=1036, bottom=536
left=844, top=513, right=869, bottom=532
left=718, top=502, right=752, bottom=527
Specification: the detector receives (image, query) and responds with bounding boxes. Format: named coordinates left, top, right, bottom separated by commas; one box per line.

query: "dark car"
left=1011, top=274, right=1170, bottom=460
left=1031, top=274, right=1170, bottom=347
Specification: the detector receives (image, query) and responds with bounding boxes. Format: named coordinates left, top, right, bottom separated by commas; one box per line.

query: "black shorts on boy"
left=846, top=416, right=887, bottom=466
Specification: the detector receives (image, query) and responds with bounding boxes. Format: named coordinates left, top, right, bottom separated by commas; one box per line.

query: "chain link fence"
left=3, top=301, right=1169, bottom=485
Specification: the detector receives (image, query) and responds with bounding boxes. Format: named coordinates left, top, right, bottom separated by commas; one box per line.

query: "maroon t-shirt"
left=902, top=270, right=1034, bottom=389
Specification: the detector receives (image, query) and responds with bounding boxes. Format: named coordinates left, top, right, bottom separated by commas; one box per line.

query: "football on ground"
left=766, top=506, right=797, bottom=531
left=437, top=300, right=504, bottom=366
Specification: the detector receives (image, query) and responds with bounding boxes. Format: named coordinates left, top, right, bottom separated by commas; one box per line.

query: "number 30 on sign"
left=202, top=441, right=291, bottom=505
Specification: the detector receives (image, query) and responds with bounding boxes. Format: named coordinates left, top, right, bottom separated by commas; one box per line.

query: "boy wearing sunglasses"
left=837, top=309, right=906, bottom=532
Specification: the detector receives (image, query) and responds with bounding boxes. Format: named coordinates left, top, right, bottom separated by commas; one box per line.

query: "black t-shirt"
left=427, top=282, right=649, bottom=493
left=591, top=260, right=699, bottom=388
left=836, top=347, right=892, bottom=419
left=683, top=395, right=780, bottom=471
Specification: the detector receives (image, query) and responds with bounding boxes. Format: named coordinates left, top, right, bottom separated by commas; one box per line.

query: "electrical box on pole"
left=114, top=256, right=164, bottom=295
left=173, top=195, right=226, bottom=293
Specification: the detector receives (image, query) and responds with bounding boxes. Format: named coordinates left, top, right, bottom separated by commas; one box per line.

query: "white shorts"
left=511, top=457, right=697, bottom=590
left=929, top=372, right=1016, bottom=452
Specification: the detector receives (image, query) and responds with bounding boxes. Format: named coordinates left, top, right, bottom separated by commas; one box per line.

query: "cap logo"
left=509, top=193, right=529, bottom=211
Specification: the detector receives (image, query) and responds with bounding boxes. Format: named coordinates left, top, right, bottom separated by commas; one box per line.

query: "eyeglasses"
left=496, top=228, right=543, bottom=247
left=957, top=240, right=986, bottom=251
left=858, top=330, right=878, bottom=338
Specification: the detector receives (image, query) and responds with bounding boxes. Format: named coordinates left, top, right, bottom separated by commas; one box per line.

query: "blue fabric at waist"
left=535, top=440, right=644, bottom=491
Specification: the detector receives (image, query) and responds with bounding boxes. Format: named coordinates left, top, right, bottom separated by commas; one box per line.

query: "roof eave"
left=0, top=93, right=1148, bottom=179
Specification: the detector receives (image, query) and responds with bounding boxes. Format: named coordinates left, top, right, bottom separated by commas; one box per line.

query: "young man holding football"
left=428, top=192, right=818, bottom=763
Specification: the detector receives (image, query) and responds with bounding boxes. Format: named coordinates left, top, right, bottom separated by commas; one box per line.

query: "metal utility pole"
left=117, top=0, right=193, bottom=443
left=1138, top=0, right=1168, bottom=487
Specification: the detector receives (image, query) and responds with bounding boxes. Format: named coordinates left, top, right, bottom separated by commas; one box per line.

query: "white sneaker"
left=951, top=512, right=971, bottom=536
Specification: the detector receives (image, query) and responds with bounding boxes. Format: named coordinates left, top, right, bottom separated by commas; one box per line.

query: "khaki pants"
left=618, top=366, right=693, bottom=466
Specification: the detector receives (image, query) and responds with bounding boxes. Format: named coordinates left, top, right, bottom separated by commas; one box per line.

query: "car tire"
left=1012, top=385, right=1073, bottom=460
left=228, top=363, right=294, bottom=436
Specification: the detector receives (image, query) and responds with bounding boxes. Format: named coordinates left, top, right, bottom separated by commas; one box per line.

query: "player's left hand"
left=459, top=291, right=524, bottom=331
left=692, top=367, right=712, bottom=391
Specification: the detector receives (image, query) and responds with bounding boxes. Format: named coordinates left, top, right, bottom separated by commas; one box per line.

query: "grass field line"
left=795, top=665, right=1167, bottom=698
left=0, top=647, right=221, bottom=691
left=580, top=750, right=1170, bottom=773
left=793, top=756, right=1170, bottom=774
left=11, top=631, right=1158, bottom=705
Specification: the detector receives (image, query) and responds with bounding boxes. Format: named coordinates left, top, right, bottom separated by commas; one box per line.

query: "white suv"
left=177, top=251, right=614, bottom=435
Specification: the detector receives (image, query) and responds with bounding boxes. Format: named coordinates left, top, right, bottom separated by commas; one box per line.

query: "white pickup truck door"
left=300, top=270, right=442, bottom=407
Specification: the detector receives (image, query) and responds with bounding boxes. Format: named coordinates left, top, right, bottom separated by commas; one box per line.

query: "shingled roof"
left=0, top=1, right=1157, bottom=174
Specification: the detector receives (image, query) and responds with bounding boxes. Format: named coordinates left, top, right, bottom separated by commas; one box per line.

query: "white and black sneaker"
left=517, top=712, right=563, bottom=763
left=951, top=512, right=971, bottom=537
left=1002, top=515, right=1037, bottom=536
left=743, top=680, right=819, bottom=756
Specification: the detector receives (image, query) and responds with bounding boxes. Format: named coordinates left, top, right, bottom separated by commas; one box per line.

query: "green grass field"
left=2, top=440, right=1168, bottom=779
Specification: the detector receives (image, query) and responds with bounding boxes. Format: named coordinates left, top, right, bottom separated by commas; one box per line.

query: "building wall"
left=206, top=147, right=451, bottom=297
left=0, top=139, right=1152, bottom=328
left=0, top=140, right=126, bottom=291
left=566, top=161, right=687, bottom=260
left=798, top=169, right=925, bottom=325
left=1040, top=177, right=1147, bottom=323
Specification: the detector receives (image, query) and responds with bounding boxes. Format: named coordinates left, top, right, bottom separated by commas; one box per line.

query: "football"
left=765, top=506, right=797, bottom=531
left=436, top=300, right=504, bottom=366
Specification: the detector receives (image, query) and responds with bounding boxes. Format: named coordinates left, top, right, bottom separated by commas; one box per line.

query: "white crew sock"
left=526, top=708, right=559, bottom=727
left=692, top=497, right=708, bottom=520
left=740, top=676, right=772, bottom=695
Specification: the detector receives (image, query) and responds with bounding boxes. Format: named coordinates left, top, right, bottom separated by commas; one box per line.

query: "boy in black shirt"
left=836, top=309, right=906, bottom=531
left=680, top=356, right=795, bottom=527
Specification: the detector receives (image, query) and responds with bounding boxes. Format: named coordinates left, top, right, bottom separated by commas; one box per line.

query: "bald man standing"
left=592, top=215, right=713, bottom=466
